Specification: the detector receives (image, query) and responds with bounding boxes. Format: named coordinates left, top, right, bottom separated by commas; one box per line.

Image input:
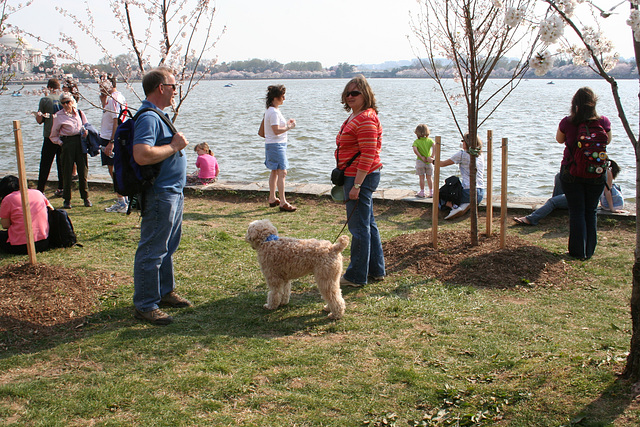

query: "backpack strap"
left=117, top=108, right=133, bottom=124
left=133, top=107, right=177, bottom=134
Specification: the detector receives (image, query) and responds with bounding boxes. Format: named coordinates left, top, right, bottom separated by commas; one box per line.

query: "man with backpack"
left=35, top=78, right=63, bottom=196
left=131, top=67, right=191, bottom=326
left=99, top=74, right=128, bottom=213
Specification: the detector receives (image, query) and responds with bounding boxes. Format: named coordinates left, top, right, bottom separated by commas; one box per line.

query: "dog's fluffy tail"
left=332, top=235, right=349, bottom=253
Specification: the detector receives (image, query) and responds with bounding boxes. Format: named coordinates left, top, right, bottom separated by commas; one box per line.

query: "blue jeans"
left=526, top=195, right=568, bottom=225
left=438, top=188, right=484, bottom=210
left=343, top=172, right=385, bottom=285
left=561, top=176, right=605, bottom=259
left=461, top=188, right=484, bottom=204
left=133, top=189, right=184, bottom=312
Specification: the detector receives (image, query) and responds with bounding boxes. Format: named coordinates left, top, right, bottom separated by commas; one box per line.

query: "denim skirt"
left=264, top=143, right=288, bottom=170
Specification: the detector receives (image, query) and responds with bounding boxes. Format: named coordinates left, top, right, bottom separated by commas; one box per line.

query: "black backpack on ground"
left=48, top=208, right=79, bottom=248
left=439, top=175, right=463, bottom=206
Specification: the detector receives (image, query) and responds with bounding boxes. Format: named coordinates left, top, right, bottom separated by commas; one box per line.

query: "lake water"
left=1, top=78, right=638, bottom=200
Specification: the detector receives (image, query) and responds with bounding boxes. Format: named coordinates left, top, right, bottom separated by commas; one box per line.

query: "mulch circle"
left=383, top=229, right=573, bottom=288
left=0, top=262, right=125, bottom=348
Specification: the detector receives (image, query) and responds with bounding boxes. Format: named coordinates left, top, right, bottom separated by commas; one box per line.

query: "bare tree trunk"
left=624, top=149, right=640, bottom=378
left=469, top=155, right=478, bottom=244
left=622, top=23, right=640, bottom=381
left=465, top=2, right=479, bottom=246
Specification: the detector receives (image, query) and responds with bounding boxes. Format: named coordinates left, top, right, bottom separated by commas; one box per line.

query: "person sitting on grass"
left=513, top=172, right=566, bottom=226
left=438, top=133, right=485, bottom=220
left=0, top=175, right=53, bottom=254
left=599, top=159, right=625, bottom=213
left=514, top=159, right=624, bottom=226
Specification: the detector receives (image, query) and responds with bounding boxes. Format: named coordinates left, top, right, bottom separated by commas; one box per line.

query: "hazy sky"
left=8, top=0, right=637, bottom=67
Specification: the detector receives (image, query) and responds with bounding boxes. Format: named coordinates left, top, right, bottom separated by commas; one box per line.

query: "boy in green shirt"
left=412, top=124, right=435, bottom=198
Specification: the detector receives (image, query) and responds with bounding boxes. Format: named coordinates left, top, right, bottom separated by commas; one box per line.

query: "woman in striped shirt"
left=336, top=75, right=385, bottom=288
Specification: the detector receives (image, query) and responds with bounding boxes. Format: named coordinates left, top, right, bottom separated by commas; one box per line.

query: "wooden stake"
left=13, top=120, right=37, bottom=264
left=500, top=138, right=508, bottom=249
left=432, top=136, right=441, bottom=249
left=486, top=130, right=493, bottom=236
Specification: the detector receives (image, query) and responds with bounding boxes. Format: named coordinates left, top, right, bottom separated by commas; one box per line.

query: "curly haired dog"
left=245, top=219, right=348, bottom=320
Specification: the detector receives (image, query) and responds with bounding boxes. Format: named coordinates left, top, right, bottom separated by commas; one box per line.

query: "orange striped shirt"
left=335, top=109, right=383, bottom=177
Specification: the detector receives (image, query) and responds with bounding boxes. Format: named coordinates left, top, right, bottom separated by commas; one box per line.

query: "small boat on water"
left=11, top=92, right=22, bottom=97
left=547, top=81, right=555, bottom=85
left=224, top=83, right=235, bottom=87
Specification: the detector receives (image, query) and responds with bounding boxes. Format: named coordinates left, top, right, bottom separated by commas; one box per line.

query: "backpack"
left=52, top=99, right=62, bottom=114
left=569, top=120, right=609, bottom=179
left=116, top=101, right=129, bottom=126
left=439, top=175, right=463, bottom=206
left=47, top=208, right=78, bottom=248
left=112, top=107, right=177, bottom=215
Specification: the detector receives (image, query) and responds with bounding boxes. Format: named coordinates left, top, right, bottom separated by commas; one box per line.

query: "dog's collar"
left=264, top=234, right=279, bottom=242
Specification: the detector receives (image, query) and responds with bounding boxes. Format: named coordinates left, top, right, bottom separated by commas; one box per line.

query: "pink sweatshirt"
left=196, top=154, right=219, bottom=179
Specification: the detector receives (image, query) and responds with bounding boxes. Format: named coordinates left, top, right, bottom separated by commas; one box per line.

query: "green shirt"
left=413, top=137, right=434, bottom=159
left=37, top=94, right=61, bottom=138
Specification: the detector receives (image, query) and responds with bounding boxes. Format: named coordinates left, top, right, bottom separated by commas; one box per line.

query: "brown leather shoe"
left=159, top=291, right=193, bottom=308
left=340, top=276, right=364, bottom=288
left=134, top=308, right=173, bottom=325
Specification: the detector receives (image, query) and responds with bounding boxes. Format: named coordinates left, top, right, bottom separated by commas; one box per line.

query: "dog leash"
left=333, top=199, right=358, bottom=243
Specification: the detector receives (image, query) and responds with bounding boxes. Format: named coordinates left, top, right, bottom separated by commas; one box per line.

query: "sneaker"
left=428, top=190, right=433, bottom=198
left=134, top=308, right=173, bottom=325
left=445, top=203, right=470, bottom=220
left=159, top=291, right=193, bottom=308
left=106, top=200, right=128, bottom=213
left=340, top=276, right=364, bottom=288
left=105, top=201, right=119, bottom=212
left=84, top=199, right=92, bottom=207
left=416, top=190, right=426, bottom=198
left=114, top=202, right=129, bottom=213
left=54, top=189, right=63, bottom=197
left=63, top=201, right=71, bottom=209
left=368, top=275, right=385, bottom=282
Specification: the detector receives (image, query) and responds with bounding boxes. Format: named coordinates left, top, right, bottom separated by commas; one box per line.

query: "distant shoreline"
left=7, top=75, right=639, bottom=88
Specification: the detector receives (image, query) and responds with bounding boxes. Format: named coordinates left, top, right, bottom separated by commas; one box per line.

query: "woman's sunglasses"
left=346, top=90, right=361, bottom=98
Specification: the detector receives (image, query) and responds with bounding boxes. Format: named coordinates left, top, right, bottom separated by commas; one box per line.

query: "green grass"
left=0, top=185, right=638, bottom=426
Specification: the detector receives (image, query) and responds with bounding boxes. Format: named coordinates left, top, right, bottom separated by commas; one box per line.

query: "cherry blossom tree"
left=411, top=0, right=542, bottom=245
left=413, top=0, right=640, bottom=381
left=528, top=0, right=640, bottom=381
left=12, top=0, right=223, bottom=121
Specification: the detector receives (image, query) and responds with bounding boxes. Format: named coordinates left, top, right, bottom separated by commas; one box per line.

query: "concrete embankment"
left=11, top=171, right=637, bottom=219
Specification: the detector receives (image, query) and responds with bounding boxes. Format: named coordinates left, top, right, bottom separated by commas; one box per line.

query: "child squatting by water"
left=187, top=142, right=219, bottom=186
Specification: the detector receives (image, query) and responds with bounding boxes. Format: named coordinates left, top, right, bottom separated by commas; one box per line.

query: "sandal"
left=513, top=217, right=532, bottom=226
left=268, top=198, right=280, bottom=207
left=279, top=203, right=297, bottom=212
